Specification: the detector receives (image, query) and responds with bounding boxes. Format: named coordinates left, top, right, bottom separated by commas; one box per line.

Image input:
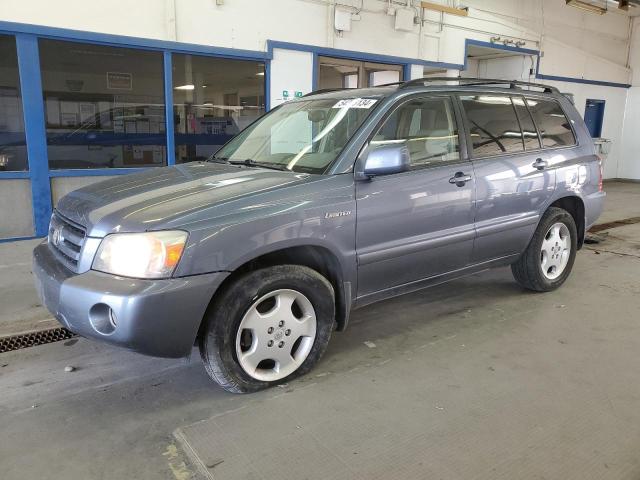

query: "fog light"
left=89, top=303, right=117, bottom=335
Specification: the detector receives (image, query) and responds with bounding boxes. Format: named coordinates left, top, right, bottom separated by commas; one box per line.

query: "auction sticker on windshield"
left=333, top=98, right=378, bottom=109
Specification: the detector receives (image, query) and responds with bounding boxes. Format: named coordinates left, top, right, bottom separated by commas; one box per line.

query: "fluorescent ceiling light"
left=174, top=84, right=195, bottom=90
left=565, top=0, right=607, bottom=14
left=256, top=72, right=265, bottom=76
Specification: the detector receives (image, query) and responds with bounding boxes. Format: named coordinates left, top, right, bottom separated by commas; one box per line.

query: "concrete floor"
left=0, top=181, right=639, bottom=479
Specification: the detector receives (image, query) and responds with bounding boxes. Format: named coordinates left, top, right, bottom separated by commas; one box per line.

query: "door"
left=355, top=95, right=476, bottom=297
left=459, top=94, right=557, bottom=263
left=584, top=99, right=605, bottom=138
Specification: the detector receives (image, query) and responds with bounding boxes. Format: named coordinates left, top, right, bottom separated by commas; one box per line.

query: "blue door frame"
left=584, top=99, right=606, bottom=138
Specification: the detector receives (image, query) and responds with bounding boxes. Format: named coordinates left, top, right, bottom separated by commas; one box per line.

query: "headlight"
left=92, top=231, right=188, bottom=279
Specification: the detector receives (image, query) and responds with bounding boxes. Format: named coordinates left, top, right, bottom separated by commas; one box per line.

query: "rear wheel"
left=199, top=265, right=335, bottom=393
left=511, top=207, right=578, bottom=292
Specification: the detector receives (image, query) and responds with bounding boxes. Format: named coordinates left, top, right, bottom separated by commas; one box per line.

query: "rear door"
left=459, top=93, right=557, bottom=263
left=355, top=94, right=476, bottom=298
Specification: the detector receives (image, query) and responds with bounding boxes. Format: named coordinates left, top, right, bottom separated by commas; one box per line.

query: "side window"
left=512, top=97, right=541, bottom=150
left=371, top=96, right=460, bottom=167
left=525, top=98, right=576, bottom=148
left=461, top=95, right=524, bottom=157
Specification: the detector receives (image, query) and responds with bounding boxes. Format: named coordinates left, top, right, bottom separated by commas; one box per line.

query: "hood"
left=56, top=162, right=315, bottom=237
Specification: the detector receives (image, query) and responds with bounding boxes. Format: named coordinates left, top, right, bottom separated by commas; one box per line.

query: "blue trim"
left=0, top=21, right=267, bottom=61
left=465, top=39, right=540, bottom=58
left=536, top=73, right=631, bottom=89
left=266, top=40, right=462, bottom=71
left=163, top=51, right=175, bottom=165
left=0, top=171, right=30, bottom=179
left=49, top=168, right=150, bottom=177
left=265, top=59, right=272, bottom=111
left=402, top=64, right=412, bottom=81
left=312, top=52, right=319, bottom=91
left=16, top=34, right=52, bottom=238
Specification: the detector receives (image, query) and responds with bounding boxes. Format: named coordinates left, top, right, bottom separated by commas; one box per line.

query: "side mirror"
left=356, top=143, right=410, bottom=180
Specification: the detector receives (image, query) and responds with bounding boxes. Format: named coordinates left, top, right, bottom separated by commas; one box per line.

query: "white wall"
left=0, top=0, right=637, bottom=178
left=619, top=17, right=640, bottom=180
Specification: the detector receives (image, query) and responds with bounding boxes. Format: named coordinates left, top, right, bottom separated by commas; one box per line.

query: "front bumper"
left=32, top=241, right=228, bottom=358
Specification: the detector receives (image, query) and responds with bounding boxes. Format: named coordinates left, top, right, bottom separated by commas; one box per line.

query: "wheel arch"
left=197, top=244, right=353, bottom=343
left=548, top=195, right=586, bottom=249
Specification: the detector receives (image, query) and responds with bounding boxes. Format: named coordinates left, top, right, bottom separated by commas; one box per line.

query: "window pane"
left=40, top=39, right=166, bottom=169
left=172, top=54, right=265, bottom=163
left=371, top=97, right=460, bottom=167
left=0, top=35, right=27, bottom=171
left=526, top=98, right=576, bottom=148
left=461, top=95, right=524, bottom=156
left=512, top=97, right=541, bottom=150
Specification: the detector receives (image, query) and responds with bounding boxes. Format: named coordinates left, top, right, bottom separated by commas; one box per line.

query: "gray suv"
left=33, top=78, right=605, bottom=393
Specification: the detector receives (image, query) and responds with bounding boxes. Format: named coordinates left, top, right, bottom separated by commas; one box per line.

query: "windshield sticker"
left=333, top=98, right=378, bottom=109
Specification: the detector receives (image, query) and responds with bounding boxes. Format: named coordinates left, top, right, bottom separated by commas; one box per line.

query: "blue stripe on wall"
left=15, top=34, right=52, bottom=237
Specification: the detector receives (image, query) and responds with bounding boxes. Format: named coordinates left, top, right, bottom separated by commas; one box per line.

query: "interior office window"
left=318, top=57, right=403, bottom=90
left=371, top=97, right=460, bottom=167
left=461, top=95, right=524, bottom=156
left=512, top=97, right=541, bottom=150
left=39, top=39, right=166, bottom=169
left=172, top=54, right=265, bottom=163
left=0, top=35, right=27, bottom=171
left=526, top=98, right=576, bottom=148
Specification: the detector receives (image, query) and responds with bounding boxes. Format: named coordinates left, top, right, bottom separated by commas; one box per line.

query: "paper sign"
left=333, top=98, right=378, bottom=109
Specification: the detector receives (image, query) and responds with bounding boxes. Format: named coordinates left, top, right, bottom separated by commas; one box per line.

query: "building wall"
left=619, top=17, right=640, bottom=180
left=0, top=0, right=638, bottom=238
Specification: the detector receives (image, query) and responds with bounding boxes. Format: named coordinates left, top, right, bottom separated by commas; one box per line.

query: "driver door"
left=355, top=95, right=476, bottom=298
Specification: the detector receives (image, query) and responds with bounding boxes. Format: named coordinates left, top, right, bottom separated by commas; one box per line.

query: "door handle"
left=449, top=172, right=472, bottom=187
left=533, top=158, right=548, bottom=170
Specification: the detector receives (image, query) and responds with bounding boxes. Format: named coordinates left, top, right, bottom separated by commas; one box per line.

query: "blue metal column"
left=16, top=34, right=52, bottom=237
left=163, top=51, right=176, bottom=165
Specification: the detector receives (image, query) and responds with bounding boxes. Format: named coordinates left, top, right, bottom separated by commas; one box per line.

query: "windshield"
left=212, top=97, right=379, bottom=174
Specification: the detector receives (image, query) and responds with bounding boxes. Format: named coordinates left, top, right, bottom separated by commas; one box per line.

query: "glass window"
left=214, top=97, right=376, bottom=174
left=371, top=96, right=460, bottom=167
left=318, top=56, right=403, bottom=89
left=0, top=35, right=27, bottom=171
left=461, top=95, right=524, bottom=157
left=39, top=39, right=166, bottom=169
left=172, top=54, right=265, bottom=163
left=526, top=98, right=576, bottom=148
left=512, top=97, right=541, bottom=150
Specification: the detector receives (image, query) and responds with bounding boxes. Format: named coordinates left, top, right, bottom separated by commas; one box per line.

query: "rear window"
left=525, top=98, right=576, bottom=148
left=460, top=95, right=524, bottom=157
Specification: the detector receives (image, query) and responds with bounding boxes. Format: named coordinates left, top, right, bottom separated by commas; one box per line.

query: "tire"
left=511, top=207, right=578, bottom=292
left=199, top=265, right=335, bottom=393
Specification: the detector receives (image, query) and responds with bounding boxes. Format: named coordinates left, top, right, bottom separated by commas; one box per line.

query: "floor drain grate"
left=589, top=217, right=640, bottom=233
left=0, top=327, right=77, bottom=354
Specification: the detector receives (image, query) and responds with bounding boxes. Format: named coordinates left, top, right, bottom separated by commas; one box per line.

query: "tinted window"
left=40, top=39, right=166, bottom=169
left=461, top=95, right=523, bottom=156
left=526, top=98, right=576, bottom=148
left=512, top=97, right=541, bottom=150
left=0, top=35, right=27, bottom=171
left=371, top=96, right=459, bottom=167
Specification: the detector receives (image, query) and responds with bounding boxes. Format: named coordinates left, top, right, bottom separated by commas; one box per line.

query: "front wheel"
left=511, top=207, right=578, bottom=292
left=199, top=265, right=335, bottom=393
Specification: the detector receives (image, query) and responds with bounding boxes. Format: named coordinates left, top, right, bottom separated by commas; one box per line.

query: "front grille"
left=0, top=327, right=77, bottom=354
left=48, top=211, right=87, bottom=272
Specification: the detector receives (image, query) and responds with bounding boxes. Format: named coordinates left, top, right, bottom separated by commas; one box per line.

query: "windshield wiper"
left=228, top=159, right=290, bottom=171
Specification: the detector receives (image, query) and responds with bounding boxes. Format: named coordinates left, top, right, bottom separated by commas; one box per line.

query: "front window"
left=213, top=97, right=379, bottom=174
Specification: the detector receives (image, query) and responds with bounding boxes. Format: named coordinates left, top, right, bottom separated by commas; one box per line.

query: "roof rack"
left=302, top=77, right=559, bottom=99
left=398, top=76, right=559, bottom=93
